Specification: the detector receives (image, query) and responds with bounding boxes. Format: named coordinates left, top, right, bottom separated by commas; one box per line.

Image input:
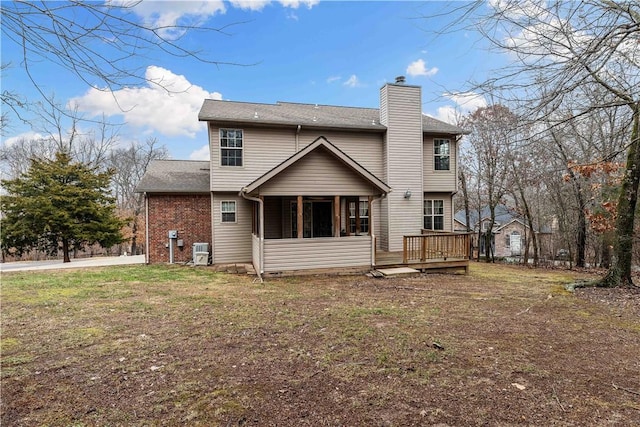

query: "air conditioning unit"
left=193, top=243, right=209, bottom=266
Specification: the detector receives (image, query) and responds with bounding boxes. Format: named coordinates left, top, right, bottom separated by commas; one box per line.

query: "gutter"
left=240, top=189, right=264, bottom=283
left=144, top=192, right=149, bottom=264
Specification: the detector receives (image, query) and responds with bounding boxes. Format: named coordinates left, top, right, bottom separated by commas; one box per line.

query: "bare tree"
left=462, top=105, right=515, bottom=262
left=505, top=127, right=543, bottom=267
left=431, top=1, right=640, bottom=287
left=108, top=137, right=169, bottom=255
left=1, top=1, right=246, bottom=123
left=1, top=99, right=121, bottom=179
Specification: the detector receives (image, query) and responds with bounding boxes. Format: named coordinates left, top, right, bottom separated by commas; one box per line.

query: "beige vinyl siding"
left=210, top=126, right=386, bottom=192
left=423, top=137, right=457, bottom=192
left=252, top=233, right=261, bottom=273
left=379, top=110, right=389, bottom=250
left=263, top=236, right=372, bottom=272
left=298, top=130, right=384, bottom=177
left=424, top=192, right=454, bottom=232
left=212, top=193, right=252, bottom=263
left=380, top=84, right=424, bottom=252
left=256, top=147, right=381, bottom=196
left=372, top=199, right=382, bottom=250
left=210, top=126, right=297, bottom=191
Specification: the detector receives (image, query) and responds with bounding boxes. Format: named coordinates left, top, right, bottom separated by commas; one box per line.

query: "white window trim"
left=424, top=199, right=445, bottom=231
left=219, top=128, right=243, bottom=167
left=433, top=138, right=451, bottom=171
left=221, top=200, right=237, bottom=223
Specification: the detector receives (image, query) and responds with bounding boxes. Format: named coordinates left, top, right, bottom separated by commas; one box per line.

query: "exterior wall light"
left=404, top=189, right=412, bottom=199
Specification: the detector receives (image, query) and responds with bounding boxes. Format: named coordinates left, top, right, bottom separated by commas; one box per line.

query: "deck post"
left=334, top=195, right=341, bottom=237
left=297, top=195, right=303, bottom=239
left=403, top=236, right=408, bottom=264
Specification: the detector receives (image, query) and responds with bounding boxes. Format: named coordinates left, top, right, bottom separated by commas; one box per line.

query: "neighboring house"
left=137, top=78, right=469, bottom=274
left=454, top=205, right=552, bottom=259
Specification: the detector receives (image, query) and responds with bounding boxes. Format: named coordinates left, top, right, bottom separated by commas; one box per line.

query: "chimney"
left=395, top=75, right=406, bottom=84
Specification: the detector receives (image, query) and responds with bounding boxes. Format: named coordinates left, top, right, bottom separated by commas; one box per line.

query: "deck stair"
left=371, top=267, right=420, bottom=278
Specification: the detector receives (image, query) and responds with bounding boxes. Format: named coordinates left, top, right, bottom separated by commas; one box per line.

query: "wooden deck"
left=375, top=233, right=471, bottom=274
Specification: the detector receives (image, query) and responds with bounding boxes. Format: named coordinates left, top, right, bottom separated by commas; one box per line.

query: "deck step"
left=373, top=267, right=420, bottom=277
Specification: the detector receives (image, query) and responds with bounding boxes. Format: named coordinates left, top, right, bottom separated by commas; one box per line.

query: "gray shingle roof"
left=135, top=160, right=210, bottom=193
left=199, top=99, right=466, bottom=135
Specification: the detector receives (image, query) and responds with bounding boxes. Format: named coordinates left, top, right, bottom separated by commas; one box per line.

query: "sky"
left=1, top=0, right=502, bottom=161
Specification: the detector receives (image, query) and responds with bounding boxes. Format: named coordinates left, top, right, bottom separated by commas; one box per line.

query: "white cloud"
left=2, top=131, right=47, bottom=147
left=229, top=0, right=271, bottom=11
left=116, top=0, right=319, bottom=29
left=70, top=66, right=222, bottom=138
left=326, top=75, right=341, bottom=84
left=406, top=59, right=438, bottom=77
left=425, top=92, right=488, bottom=125
left=343, top=75, right=361, bottom=88
left=111, top=1, right=227, bottom=38
left=430, top=106, right=459, bottom=125
left=488, top=0, right=549, bottom=20
left=444, top=91, right=487, bottom=112
left=189, top=144, right=211, bottom=160
left=278, top=0, right=320, bottom=8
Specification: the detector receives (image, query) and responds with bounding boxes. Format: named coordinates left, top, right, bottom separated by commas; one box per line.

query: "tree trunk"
left=599, top=104, right=640, bottom=288
left=131, top=219, right=138, bottom=255
left=62, top=237, right=71, bottom=263
left=576, top=197, right=587, bottom=268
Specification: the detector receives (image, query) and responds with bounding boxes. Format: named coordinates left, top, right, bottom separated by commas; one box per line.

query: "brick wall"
left=146, top=194, right=212, bottom=264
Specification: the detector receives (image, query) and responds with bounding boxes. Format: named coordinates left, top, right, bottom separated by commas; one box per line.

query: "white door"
left=510, top=232, right=521, bottom=255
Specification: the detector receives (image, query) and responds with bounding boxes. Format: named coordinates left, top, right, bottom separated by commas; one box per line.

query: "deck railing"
left=403, top=232, right=471, bottom=264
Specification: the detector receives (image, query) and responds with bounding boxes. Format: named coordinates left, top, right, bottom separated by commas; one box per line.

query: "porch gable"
left=242, top=136, right=390, bottom=196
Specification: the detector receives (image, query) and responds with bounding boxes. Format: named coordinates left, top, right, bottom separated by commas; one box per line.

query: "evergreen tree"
left=1, top=152, right=126, bottom=262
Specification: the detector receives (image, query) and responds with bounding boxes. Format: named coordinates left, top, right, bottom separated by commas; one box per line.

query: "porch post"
left=368, top=196, right=373, bottom=236
left=297, top=195, right=303, bottom=239
left=334, top=195, right=341, bottom=237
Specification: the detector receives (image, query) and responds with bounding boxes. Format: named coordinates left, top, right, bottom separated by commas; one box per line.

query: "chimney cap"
left=395, top=75, right=406, bottom=84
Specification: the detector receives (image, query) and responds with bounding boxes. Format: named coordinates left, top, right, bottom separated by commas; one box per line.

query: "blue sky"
left=1, top=1, right=500, bottom=161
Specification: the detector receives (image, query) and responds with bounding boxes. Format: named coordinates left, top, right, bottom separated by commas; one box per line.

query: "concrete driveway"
left=0, top=255, right=145, bottom=273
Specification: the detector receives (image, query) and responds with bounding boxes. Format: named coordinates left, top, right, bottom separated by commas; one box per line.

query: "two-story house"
left=137, top=77, right=469, bottom=275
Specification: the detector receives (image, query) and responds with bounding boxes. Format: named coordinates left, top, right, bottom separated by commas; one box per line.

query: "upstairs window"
left=424, top=199, right=444, bottom=230
left=220, top=129, right=243, bottom=166
left=434, top=139, right=450, bottom=171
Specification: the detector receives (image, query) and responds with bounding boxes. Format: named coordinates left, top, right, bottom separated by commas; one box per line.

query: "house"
left=137, top=77, right=470, bottom=275
left=454, top=205, right=552, bottom=259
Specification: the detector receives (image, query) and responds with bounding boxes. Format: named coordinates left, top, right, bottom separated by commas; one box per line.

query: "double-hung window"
left=434, top=139, right=450, bottom=171
left=220, top=129, right=243, bottom=166
left=424, top=199, right=444, bottom=230
left=221, top=201, right=236, bottom=223
left=348, top=200, right=369, bottom=235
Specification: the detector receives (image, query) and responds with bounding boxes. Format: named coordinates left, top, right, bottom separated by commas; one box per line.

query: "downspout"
left=370, top=193, right=386, bottom=268
left=295, top=125, right=301, bottom=152
left=240, top=190, right=264, bottom=282
left=144, top=192, right=149, bottom=264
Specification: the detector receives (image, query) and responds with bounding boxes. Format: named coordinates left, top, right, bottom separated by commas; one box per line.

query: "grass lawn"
left=2, top=263, right=639, bottom=426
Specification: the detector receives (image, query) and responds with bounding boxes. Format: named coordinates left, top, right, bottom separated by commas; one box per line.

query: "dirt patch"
left=575, top=285, right=640, bottom=318
left=2, top=263, right=639, bottom=426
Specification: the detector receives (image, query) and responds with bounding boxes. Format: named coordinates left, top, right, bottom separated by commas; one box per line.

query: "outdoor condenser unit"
left=193, top=243, right=209, bottom=266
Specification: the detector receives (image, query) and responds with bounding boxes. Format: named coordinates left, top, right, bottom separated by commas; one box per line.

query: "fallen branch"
left=516, top=306, right=532, bottom=316
left=552, top=385, right=566, bottom=412
left=612, top=382, right=640, bottom=396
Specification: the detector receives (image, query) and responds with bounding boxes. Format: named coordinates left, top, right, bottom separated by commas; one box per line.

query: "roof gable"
left=135, top=160, right=210, bottom=193
left=243, top=136, right=391, bottom=195
left=199, top=99, right=467, bottom=135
